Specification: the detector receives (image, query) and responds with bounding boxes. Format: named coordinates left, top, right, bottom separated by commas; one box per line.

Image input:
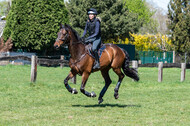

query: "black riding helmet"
left=87, top=8, right=98, bottom=15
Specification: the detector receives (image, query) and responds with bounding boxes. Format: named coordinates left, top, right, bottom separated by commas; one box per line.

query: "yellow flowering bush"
left=105, top=33, right=174, bottom=51
left=131, top=33, right=174, bottom=51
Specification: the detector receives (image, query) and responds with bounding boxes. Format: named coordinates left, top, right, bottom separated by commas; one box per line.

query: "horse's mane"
left=65, top=24, right=81, bottom=41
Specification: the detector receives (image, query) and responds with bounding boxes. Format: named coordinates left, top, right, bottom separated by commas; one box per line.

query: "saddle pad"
left=88, top=44, right=106, bottom=59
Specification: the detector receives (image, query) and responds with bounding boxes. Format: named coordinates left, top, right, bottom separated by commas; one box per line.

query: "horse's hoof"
left=114, top=92, right=119, bottom=99
left=72, top=88, right=78, bottom=94
left=98, top=98, right=103, bottom=104
left=91, top=91, right=96, bottom=97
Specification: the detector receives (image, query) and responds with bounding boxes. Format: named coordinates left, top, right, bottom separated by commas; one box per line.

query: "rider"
left=81, top=8, right=101, bottom=69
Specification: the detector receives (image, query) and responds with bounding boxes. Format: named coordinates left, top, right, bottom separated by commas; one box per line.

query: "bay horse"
left=54, top=24, right=139, bottom=104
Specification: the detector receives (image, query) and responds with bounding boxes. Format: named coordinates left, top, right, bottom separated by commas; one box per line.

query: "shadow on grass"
left=72, top=104, right=141, bottom=108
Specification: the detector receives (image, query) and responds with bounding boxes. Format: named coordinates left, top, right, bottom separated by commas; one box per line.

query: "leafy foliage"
left=0, top=37, right=13, bottom=52
left=124, top=0, right=153, bottom=23
left=130, top=33, right=174, bottom=51
left=66, top=0, right=142, bottom=42
left=0, top=0, right=9, bottom=16
left=167, top=0, right=190, bottom=53
left=124, top=0, right=159, bottom=34
left=3, top=0, right=69, bottom=54
left=110, top=33, right=174, bottom=51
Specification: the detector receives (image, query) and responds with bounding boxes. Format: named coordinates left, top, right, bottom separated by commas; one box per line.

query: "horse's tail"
left=122, top=49, right=139, bottom=81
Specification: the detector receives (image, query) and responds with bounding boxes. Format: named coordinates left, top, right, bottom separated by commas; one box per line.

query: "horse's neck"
left=68, top=40, right=86, bottom=60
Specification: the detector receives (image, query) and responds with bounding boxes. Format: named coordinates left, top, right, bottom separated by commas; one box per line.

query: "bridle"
left=56, top=28, right=85, bottom=46
left=55, top=27, right=88, bottom=68
left=56, top=29, right=69, bottom=47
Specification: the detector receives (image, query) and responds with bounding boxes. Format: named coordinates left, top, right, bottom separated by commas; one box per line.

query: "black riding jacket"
left=82, top=17, right=101, bottom=40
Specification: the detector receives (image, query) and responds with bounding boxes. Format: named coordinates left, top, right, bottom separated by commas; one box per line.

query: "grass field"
left=0, top=65, right=190, bottom=126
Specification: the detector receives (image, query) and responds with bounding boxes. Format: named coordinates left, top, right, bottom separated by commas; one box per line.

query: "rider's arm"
left=82, top=22, right=88, bottom=37
left=86, top=21, right=100, bottom=40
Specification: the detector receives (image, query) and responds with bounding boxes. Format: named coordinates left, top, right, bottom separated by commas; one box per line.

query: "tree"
left=167, top=0, right=190, bottom=53
left=124, top=0, right=153, bottom=24
left=128, top=33, right=173, bottom=51
left=151, top=8, right=168, bottom=34
left=3, top=0, right=69, bottom=54
left=0, top=0, right=9, bottom=16
left=66, top=0, right=142, bottom=42
left=123, top=0, right=160, bottom=34
left=0, top=37, right=13, bottom=52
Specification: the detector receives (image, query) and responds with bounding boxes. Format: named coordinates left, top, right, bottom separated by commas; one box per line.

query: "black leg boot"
left=93, top=51, right=100, bottom=69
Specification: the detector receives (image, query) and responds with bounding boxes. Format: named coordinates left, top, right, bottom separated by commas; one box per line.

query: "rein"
left=70, top=52, right=88, bottom=66
left=69, top=41, right=89, bottom=66
left=71, top=40, right=85, bottom=45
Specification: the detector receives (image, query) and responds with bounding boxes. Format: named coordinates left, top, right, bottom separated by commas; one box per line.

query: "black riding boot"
left=93, top=51, right=100, bottom=69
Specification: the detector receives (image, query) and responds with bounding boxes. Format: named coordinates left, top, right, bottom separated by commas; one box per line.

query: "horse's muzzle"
left=54, top=45, right=60, bottom=50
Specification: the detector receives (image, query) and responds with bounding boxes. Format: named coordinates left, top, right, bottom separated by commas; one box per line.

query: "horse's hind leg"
left=64, top=71, right=78, bottom=94
left=98, top=68, right=112, bottom=104
left=113, top=68, right=125, bottom=99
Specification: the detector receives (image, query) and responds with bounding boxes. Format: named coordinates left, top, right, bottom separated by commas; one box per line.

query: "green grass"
left=0, top=65, right=190, bottom=126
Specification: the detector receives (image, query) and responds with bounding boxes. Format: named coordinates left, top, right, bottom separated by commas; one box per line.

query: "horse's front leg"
left=64, top=71, right=78, bottom=94
left=80, top=72, right=96, bottom=97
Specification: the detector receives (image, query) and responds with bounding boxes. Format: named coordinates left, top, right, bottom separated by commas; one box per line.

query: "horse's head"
left=54, top=24, right=70, bottom=49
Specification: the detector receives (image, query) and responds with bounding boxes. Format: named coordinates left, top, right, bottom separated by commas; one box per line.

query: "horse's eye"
left=63, top=32, right=67, bottom=35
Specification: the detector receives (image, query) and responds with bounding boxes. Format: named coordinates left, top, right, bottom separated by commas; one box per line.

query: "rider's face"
left=89, top=14, right=95, bottom=20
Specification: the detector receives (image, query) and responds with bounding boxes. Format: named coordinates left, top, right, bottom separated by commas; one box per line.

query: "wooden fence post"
left=71, top=76, right=76, bottom=84
left=158, top=62, right=163, bottom=82
left=132, top=60, right=138, bottom=71
left=60, top=55, right=64, bottom=68
left=173, top=51, right=175, bottom=63
left=31, top=55, right=37, bottom=83
left=181, top=63, right=186, bottom=82
left=131, top=60, right=138, bottom=81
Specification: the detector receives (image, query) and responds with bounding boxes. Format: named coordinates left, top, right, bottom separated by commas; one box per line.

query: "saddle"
left=85, top=43, right=106, bottom=59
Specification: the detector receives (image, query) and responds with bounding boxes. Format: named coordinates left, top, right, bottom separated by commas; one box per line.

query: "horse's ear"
left=60, top=24, right=64, bottom=29
left=64, top=23, right=68, bottom=27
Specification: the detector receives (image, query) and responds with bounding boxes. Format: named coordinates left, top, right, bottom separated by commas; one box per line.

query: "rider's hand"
left=85, top=38, right=92, bottom=44
left=81, top=37, right=85, bottom=42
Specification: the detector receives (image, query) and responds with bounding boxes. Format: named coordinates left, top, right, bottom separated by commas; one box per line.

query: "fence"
left=0, top=55, right=71, bottom=83
left=116, top=44, right=135, bottom=60
left=157, top=62, right=186, bottom=82
left=0, top=54, right=188, bottom=83
left=175, top=52, right=190, bottom=64
left=138, top=51, right=174, bottom=64
left=0, top=52, right=36, bottom=65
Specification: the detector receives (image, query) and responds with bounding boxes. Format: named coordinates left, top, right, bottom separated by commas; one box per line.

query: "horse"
left=54, top=24, right=139, bottom=104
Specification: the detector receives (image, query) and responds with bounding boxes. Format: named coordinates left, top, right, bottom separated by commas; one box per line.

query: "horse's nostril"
left=54, top=45, right=59, bottom=49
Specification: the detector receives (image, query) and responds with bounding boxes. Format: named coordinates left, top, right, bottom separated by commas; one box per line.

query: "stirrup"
left=93, top=62, right=100, bottom=69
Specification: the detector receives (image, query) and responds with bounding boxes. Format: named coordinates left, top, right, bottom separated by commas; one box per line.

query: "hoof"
left=98, top=98, right=103, bottom=104
left=114, top=92, right=119, bottom=99
left=72, top=88, right=78, bottom=94
left=91, top=91, right=96, bottom=97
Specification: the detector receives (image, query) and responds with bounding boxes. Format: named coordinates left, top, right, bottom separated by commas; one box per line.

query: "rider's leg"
left=92, top=38, right=101, bottom=69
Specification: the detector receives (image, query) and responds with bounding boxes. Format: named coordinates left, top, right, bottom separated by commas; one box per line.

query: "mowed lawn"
left=0, top=65, right=190, bottom=126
